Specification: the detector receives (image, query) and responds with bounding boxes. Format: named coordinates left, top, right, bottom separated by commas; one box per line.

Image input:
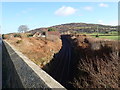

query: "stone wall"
left=2, top=41, right=66, bottom=89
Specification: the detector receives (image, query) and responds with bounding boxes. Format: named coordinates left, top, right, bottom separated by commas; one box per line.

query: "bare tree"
left=18, top=25, right=29, bottom=33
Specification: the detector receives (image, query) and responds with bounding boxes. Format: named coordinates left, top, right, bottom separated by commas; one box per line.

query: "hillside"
left=28, top=23, right=117, bottom=34
left=5, top=35, right=62, bottom=68
left=68, top=35, right=119, bottom=88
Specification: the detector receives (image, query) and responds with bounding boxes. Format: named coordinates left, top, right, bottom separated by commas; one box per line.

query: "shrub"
left=48, top=28, right=56, bottom=31
left=96, top=34, right=99, bottom=37
left=14, top=34, right=21, bottom=38
left=27, top=34, right=33, bottom=37
left=2, top=34, right=6, bottom=39
left=16, top=40, right=22, bottom=44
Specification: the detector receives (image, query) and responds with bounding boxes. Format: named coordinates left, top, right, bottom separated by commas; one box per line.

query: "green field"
left=92, top=36, right=119, bottom=40
left=80, top=31, right=119, bottom=40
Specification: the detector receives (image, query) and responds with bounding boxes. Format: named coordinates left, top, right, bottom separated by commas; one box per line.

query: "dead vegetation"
left=5, top=33, right=62, bottom=68
left=68, top=35, right=120, bottom=88
left=4, top=33, right=119, bottom=88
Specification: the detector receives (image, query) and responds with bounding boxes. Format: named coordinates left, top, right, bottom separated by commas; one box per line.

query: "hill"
left=28, top=23, right=117, bottom=34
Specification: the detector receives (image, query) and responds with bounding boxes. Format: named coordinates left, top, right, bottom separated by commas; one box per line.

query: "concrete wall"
left=2, top=41, right=66, bottom=89
left=0, top=39, right=2, bottom=89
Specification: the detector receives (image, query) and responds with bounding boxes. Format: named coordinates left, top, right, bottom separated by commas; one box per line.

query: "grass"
left=80, top=31, right=119, bottom=40
left=81, top=32, right=118, bottom=35
left=81, top=32, right=106, bottom=35
left=93, top=36, right=119, bottom=40
left=99, top=36, right=118, bottom=40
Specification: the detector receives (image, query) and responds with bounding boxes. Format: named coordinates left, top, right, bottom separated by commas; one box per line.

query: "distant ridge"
left=28, top=23, right=117, bottom=34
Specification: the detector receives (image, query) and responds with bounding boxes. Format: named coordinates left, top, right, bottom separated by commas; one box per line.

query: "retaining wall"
left=2, top=41, right=66, bottom=89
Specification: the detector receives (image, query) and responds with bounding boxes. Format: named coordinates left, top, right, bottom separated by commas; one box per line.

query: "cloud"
left=84, top=6, right=93, bottom=11
left=55, top=6, right=77, bottom=16
left=99, top=3, right=108, bottom=7
left=98, top=20, right=103, bottom=24
left=78, top=14, right=83, bottom=16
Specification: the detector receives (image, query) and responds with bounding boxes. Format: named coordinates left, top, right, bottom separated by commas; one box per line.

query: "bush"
left=48, top=28, right=56, bottom=31
left=14, top=34, right=21, bottom=38
left=2, top=34, right=6, bottom=39
left=96, top=34, right=99, bottom=37
left=27, top=34, right=33, bottom=37
left=16, top=40, right=22, bottom=44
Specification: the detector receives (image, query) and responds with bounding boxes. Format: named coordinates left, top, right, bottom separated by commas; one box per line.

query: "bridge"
left=2, top=40, right=66, bottom=89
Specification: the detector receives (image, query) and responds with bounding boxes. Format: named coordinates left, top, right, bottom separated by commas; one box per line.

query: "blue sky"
left=2, top=2, right=118, bottom=34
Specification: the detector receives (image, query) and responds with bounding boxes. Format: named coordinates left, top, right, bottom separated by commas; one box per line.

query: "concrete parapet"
left=2, top=41, right=66, bottom=89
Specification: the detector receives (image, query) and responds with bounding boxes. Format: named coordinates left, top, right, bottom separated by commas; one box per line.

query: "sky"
left=2, top=2, right=118, bottom=34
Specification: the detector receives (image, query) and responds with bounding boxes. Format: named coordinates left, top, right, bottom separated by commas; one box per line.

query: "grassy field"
left=93, top=35, right=119, bottom=40
left=80, top=31, right=119, bottom=40
left=81, top=31, right=118, bottom=35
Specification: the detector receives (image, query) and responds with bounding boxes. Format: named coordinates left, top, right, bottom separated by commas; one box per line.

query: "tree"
left=18, top=25, right=29, bottom=33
